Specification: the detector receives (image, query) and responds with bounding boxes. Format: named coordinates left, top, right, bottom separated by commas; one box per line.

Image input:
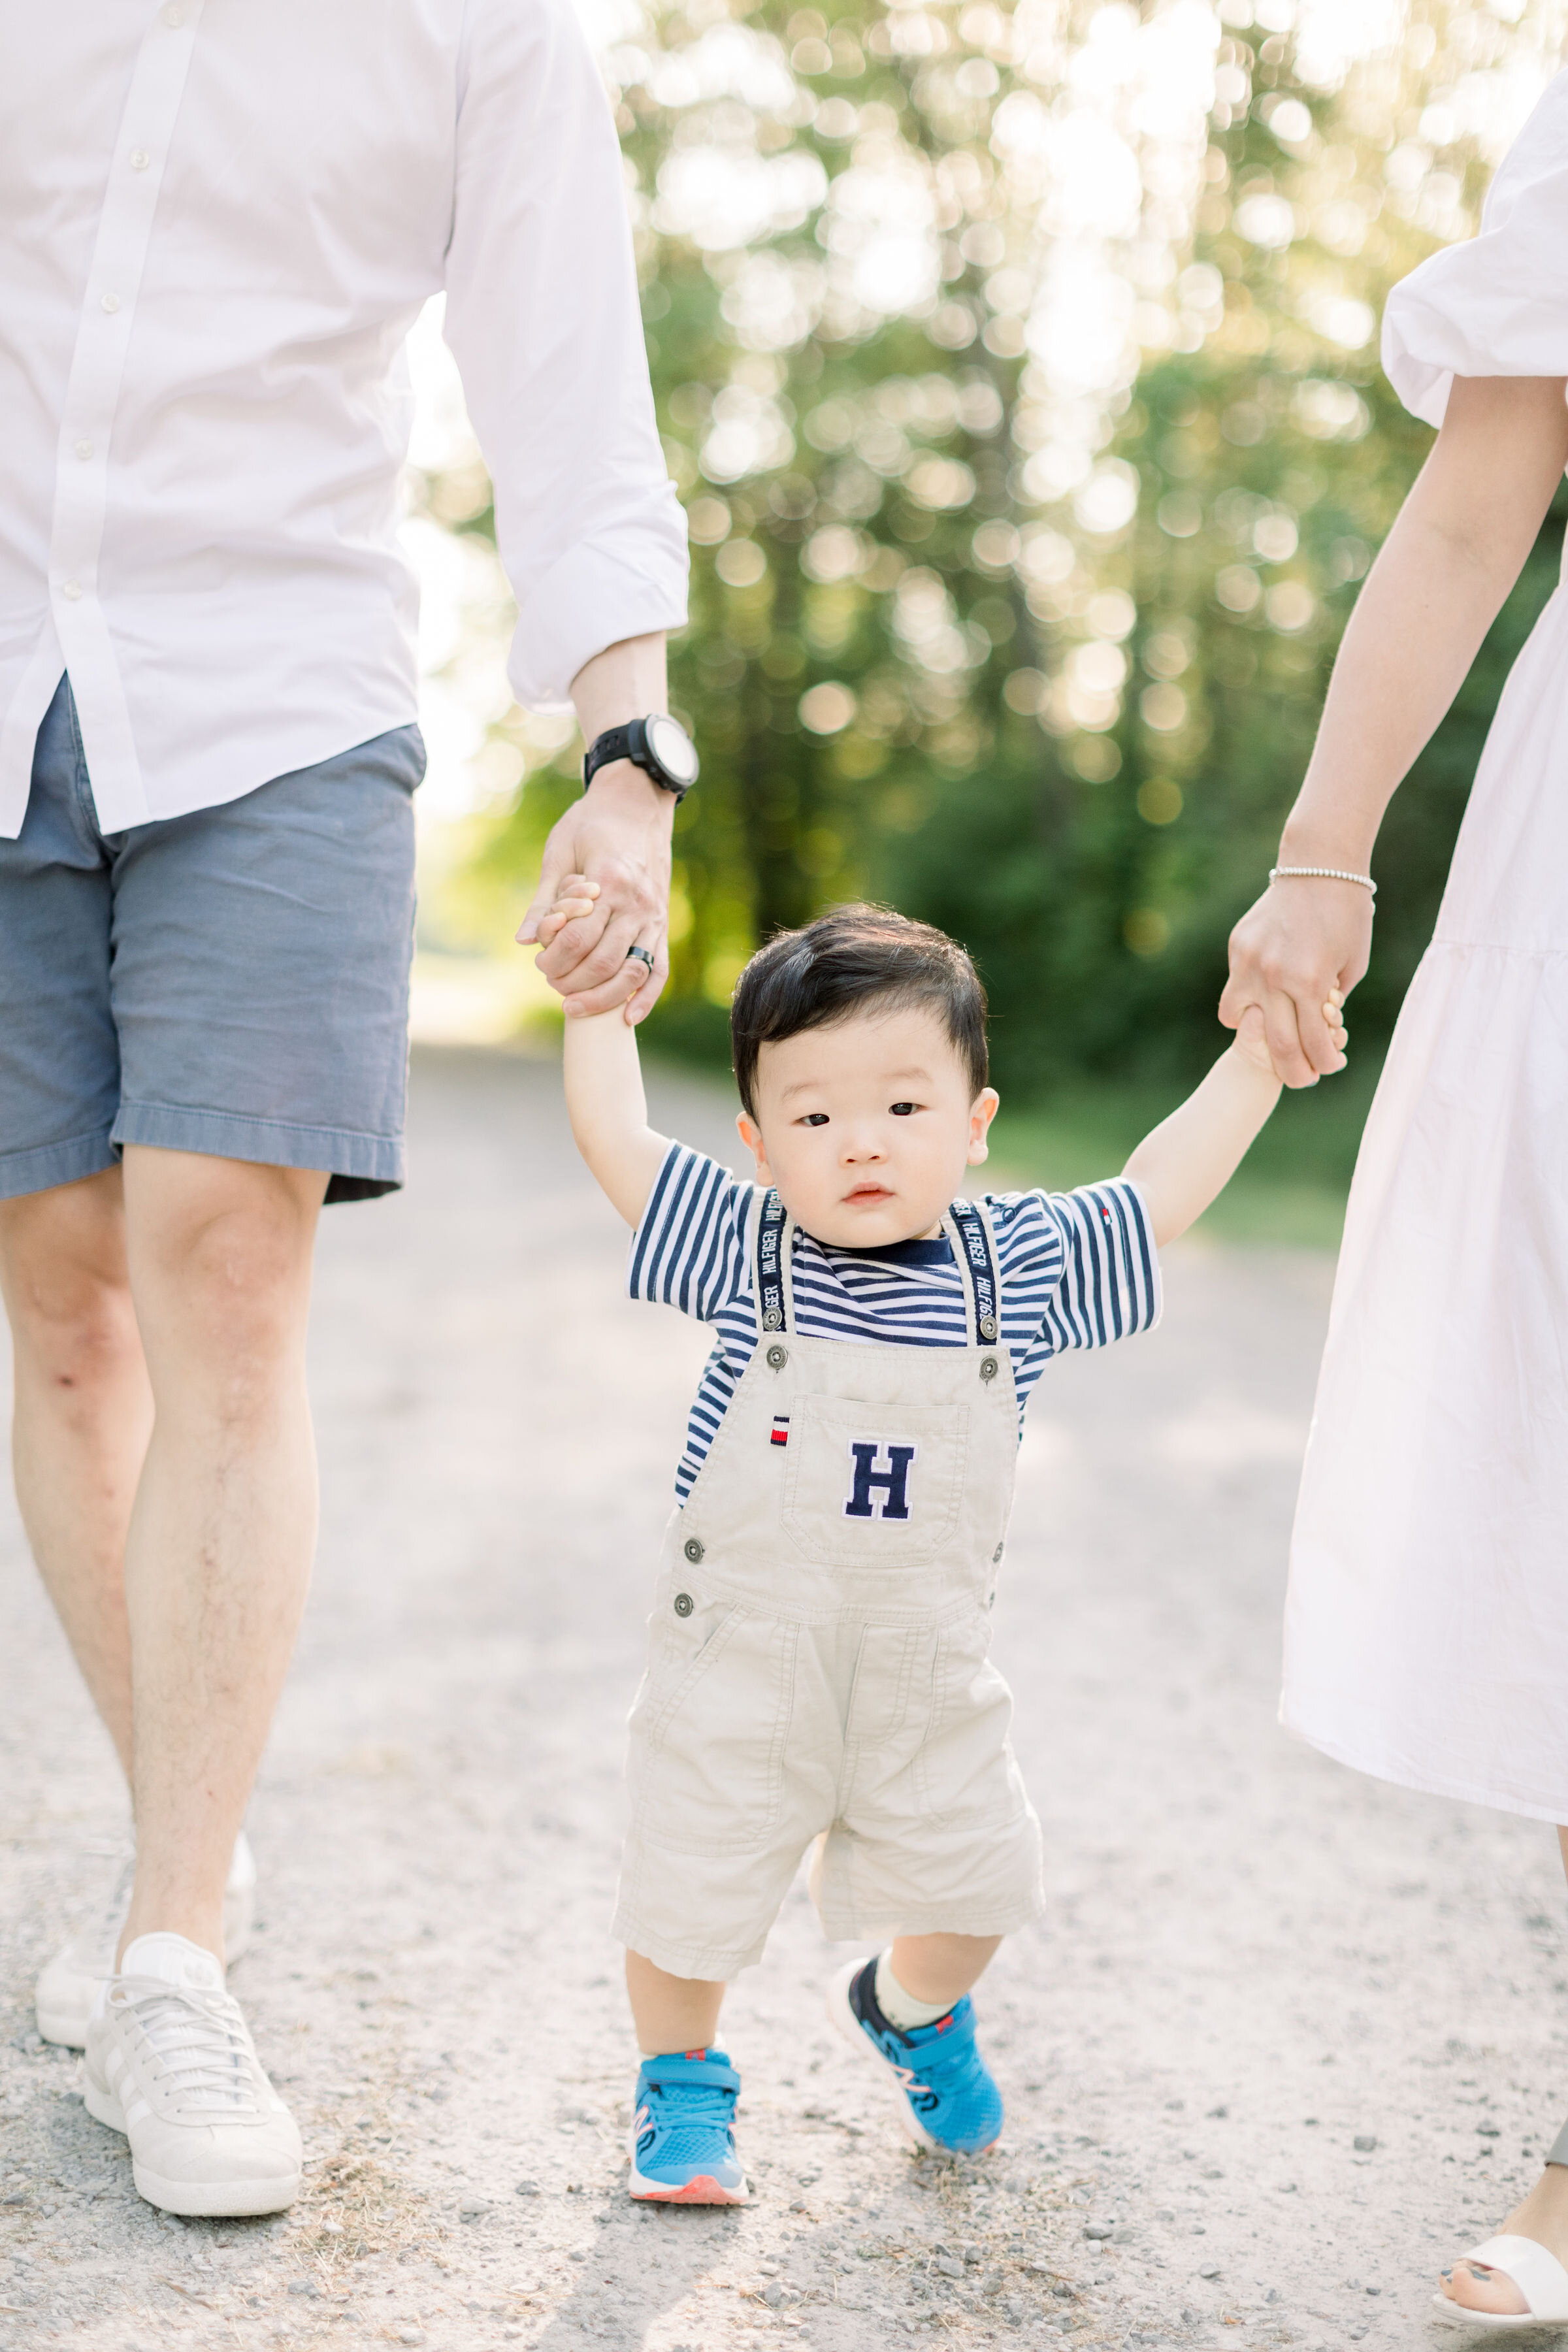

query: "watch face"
left=645, top=713, right=700, bottom=789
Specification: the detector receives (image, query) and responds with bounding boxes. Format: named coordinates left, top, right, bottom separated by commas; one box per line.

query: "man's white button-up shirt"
left=0, top=1, right=689, bottom=837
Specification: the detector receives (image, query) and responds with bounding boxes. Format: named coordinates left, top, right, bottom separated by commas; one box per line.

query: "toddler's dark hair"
left=730, top=903, right=988, bottom=1118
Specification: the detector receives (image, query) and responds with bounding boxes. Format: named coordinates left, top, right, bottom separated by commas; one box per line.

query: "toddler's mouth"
left=843, top=1184, right=894, bottom=1204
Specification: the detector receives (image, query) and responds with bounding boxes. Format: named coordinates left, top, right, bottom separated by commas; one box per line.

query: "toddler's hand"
left=532, top=874, right=601, bottom=950
left=1234, top=991, right=1347, bottom=1081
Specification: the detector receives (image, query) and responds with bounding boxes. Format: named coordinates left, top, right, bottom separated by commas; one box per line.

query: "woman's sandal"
left=1434, top=2129, right=1568, bottom=2332
left=1433, top=2237, right=1568, bottom=2330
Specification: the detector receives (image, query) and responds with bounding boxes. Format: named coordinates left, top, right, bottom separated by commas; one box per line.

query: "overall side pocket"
left=628, top=1593, right=797, bottom=1855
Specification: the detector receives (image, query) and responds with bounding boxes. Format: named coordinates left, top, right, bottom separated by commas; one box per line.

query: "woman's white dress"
left=1281, top=69, right=1568, bottom=1821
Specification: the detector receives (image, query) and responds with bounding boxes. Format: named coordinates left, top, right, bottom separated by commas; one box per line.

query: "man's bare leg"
left=1438, top=1826, right=1568, bottom=2315
left=0, top=1166, right=151, bottom=1782
left=110, top=1146, right=325, bottom=1963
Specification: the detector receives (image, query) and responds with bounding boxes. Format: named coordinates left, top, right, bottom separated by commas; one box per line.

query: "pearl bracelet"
left=1268, top=864, right=1376, bottom=896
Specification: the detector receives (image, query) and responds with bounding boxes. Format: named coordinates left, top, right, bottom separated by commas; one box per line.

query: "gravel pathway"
left=2, top=1044, right=1564, bottom=2352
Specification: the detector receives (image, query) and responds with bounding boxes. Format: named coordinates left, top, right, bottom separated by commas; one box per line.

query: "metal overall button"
left=673, top=1592, right=694, bottom=1618
left=762, top=1307, right=783, bottom=1331
left=979, top=1313, right=998, bottom=1340
left=979, top=1354, right=999, bottom=1382
left=683, top=1536, right=705, bottom=1563
left=766, top=1344, right=788, bottom=1371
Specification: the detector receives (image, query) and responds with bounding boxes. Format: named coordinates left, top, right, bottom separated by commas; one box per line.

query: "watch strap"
left=582, top=722, right=638, bottom=791
left=583, top=715, right=697, bottom=797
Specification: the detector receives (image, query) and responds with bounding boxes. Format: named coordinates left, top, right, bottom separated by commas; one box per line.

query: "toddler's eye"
left=890, top=1102, right=919, bottom=1117
left=799, top=1112, right=830, bottom=1127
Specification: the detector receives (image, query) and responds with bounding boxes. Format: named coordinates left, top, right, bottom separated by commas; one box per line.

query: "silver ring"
left=626, top=943, right=655, bottom=970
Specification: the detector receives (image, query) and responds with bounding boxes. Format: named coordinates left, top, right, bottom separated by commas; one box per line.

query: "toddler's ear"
left=967, top=1087, right=1000, bottom=1165
left=736, top=1111, right=768, bottom=1180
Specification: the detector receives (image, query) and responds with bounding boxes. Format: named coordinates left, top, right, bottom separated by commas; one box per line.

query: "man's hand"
left=1218, top=879, right=1369, bottom=1088
left=517, top=763, right=675, bottom=1023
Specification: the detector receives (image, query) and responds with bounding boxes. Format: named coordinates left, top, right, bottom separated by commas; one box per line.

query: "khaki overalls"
left=613, top=1190, right=1046, bottom=1982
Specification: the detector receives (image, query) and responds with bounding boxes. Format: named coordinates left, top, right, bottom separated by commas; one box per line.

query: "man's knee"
left=0, top=1173, right=140, bottom=1394
left=124, top=1151, right=326, bottom=1379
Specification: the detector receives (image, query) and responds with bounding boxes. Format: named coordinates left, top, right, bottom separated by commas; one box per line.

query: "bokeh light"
left=406, top=0, right=1568, bottom=1086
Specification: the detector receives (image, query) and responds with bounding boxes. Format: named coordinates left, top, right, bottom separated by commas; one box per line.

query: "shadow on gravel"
left=527, top=2200, right=745, bottom=2348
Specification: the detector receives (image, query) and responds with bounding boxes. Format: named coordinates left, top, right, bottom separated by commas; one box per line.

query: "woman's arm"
left=1219, top=374, right=1568, bottom=1086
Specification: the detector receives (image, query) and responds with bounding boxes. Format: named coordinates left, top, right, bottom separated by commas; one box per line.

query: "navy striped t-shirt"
left=629, top=1144, right=1161, bottom=1501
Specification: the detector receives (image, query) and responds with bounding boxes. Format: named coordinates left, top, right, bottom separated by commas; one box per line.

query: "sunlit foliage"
left=433, top=0, right=1568, bottom=1085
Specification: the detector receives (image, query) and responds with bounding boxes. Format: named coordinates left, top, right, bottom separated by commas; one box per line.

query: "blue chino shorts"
left=0, top=676, right=424, bottom=1205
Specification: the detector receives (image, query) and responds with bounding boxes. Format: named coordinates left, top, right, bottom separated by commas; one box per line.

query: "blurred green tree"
left=883, top=1, right=1568, bottom=1088
left=428, top=0, right=1567, bottom=1090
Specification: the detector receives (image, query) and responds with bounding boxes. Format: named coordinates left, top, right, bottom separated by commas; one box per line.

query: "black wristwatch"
left=582, top=713, right=700, bottom=799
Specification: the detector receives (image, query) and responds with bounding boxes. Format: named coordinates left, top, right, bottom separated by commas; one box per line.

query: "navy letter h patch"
left=843, top=1441, right=917, bottom=1521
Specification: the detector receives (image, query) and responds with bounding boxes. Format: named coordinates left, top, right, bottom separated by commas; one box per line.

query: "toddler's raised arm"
left=1122, top=999, right=1343, bottom=1247
left=546, top=879, right=672, bottom=1226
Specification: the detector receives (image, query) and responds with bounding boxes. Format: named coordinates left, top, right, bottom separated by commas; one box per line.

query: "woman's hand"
left=1219, top=881, right=1370, bottom=1087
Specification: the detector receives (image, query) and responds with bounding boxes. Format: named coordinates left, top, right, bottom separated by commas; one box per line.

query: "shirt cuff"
left=626, top=1138, right=688, bottom=1301
left=1117, top=1176, right=1164, bottom=1334
left=508, top=525, right=689, bottom=711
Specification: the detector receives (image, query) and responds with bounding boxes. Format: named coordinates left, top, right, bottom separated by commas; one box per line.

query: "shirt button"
left=683, top=1537, right=704, bottom=1564
left=673, top=1592, right=694, bottom=1619
left=129, top=148, right=150, bottom=171
left=74, top=440, right=94, bottom=461
left=100, top=293, right=120, bottom=314
left=61, top=581, right=83, bottom=602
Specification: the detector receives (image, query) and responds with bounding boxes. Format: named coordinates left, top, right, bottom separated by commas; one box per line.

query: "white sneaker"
left=84, top=1931, right=301, bottom=2217
left=35, top=1833, right=257, bottom=2050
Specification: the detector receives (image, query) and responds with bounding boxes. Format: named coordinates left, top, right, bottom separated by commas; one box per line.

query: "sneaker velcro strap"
left=642, top=2058, right=740, bottom=2095
left=909, top=2016, right=980, bottom=2078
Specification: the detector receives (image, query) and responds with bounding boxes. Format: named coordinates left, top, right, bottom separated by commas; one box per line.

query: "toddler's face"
left=736, top=1003, right=999, bottom=1248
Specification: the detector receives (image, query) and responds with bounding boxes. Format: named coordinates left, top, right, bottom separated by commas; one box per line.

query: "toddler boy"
left=545, top=892, right=1341, bottom=2202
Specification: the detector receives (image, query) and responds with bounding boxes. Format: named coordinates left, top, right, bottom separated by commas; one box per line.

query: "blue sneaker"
left=828, top=1956, right=1004, bottom=2155
left=627, top=2048, right=748, bottom=2204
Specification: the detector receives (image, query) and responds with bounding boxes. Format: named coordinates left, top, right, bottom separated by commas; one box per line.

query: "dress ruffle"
left=1383, top=68, right=1568, bottom=427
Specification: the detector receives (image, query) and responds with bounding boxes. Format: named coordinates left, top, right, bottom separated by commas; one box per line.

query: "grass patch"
left=986, top=1054, right=1380, bottom=1251
left=295, top=2059, right=437, bottom=2274
left=296, top=2148, right=427, bottom=2269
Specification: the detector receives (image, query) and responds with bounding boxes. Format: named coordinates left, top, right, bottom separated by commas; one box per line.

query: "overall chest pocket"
left=782, top=1397, right=970, bottom=1569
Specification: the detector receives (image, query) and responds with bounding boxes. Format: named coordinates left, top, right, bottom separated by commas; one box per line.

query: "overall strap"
left=947, top=1196, right=1002, bottom=1347
left=753, top=1187, right=792, bottom=1333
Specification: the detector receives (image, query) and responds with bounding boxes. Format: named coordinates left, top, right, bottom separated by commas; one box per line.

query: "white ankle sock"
left=873, top=1950, right=953, bottom=2030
